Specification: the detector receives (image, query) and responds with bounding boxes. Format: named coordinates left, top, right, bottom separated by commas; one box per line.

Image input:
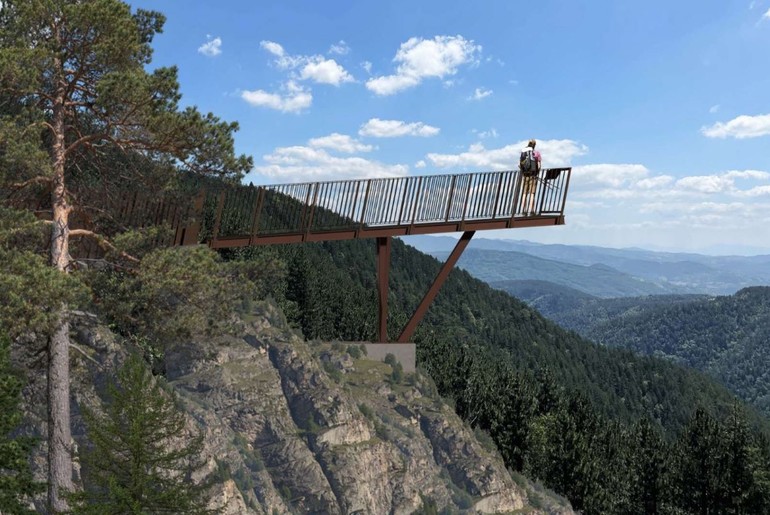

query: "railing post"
left=303, top=183, right=320, bottom=239
left=181, top=191, right=206, bottom=246
left=560, top=168, right=572, bottom=216
left=491, top=171, right=504, bottom=219
left=444, top=175, right=457, bottom=222
left=210, top=191, right=226, bottom=245
left=509, top=171, right=523, bottom=227
left=249, top=187, right=266, bottom=245
left=376, top=236, right=391, bottom=343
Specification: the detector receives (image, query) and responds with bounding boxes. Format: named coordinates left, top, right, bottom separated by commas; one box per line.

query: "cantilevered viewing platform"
left=118, top=167, right=571, bottom=344
left=178, top=167, right=571, bottom=247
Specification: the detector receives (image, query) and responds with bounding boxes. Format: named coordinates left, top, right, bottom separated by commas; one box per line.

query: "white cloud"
left=308, top=133, right=373, bottom=153
left=361, top=61, right=372, bottom=74
left=469, top=87, right=493, bottom=101
left=474, top=128, right=498, bottom=139
left=366, top=35, right=482, bottom=95
left=676, top=175, right=736, bottom=193
left=251, top=146, right=408, bottom=183
left=359, top=118, right=440, bottom=138
left=725, top=169, right=770, bottom=180
left=260, top=40, right=353, bottom=84
left=415, top=160, right=427, bottom=168
left=636, top=175, right=675, bottom=189
left=572, top=164, right=651, bottom=187
left=300, top=57, right=354, bottom=86
left=738, top=185, right=770, bottom=197
left=763, top=7, right=770, bottom=19
left=709, top=104, right=720, bottom=114
left=427, top=139, right=587, bottom=170
left=198, top=36, right=222, bottom=57
left=261, top=40, right=285, bottom=57
left=329, top=40, right=350, bottom=55
left=241, top=81, right=312, bottom=113
left=701, top=113, right=770, bottom=138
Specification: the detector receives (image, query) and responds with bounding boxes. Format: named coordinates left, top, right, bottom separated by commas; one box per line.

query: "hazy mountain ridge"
left=404, top=235, right=770, bottom=295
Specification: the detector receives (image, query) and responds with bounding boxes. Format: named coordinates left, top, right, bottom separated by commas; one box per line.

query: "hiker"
left=519, top=138, right=541, bottom=216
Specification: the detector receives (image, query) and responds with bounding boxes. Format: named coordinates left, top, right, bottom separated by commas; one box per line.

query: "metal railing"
left=202, top=167, right=571, bottom=241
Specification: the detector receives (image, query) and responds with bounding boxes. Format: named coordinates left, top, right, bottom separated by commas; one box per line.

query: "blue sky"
left=134, top=0, right=770, bottom=254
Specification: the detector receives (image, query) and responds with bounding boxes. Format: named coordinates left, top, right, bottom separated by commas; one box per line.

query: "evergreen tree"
left=627, top=418, right=668, bottom=514
left=0, top=335, right=43, bottom=515
left=0, top=2, right=250, bottom=510
left=71, top=354, right=213, bottom=514
left=670, top=408, right=726, bottom=514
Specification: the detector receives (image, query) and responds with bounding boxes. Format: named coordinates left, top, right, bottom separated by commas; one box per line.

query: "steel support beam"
left=376, top=236, right=391, bottom=343
left=397, top=230, right=475, bottom=343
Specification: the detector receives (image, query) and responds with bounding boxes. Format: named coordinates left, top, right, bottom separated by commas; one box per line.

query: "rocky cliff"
left=16, top=303, right=573, bottom=514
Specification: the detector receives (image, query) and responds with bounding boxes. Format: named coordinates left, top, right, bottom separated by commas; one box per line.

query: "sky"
left=132, top=0, right=770, bottom=255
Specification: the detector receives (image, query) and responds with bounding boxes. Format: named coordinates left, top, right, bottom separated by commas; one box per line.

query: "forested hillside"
left=222, top=239, right=770, bottom=514
left=565, top=287, right=770, bottom=418
left=3, top=1, right=770, bottom=513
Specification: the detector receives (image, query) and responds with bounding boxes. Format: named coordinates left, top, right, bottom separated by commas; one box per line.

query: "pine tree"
left=71, top=354, right=213, bottom=514
left=0, top=2, right=250, bottom=510
left=0, top=335, right=43, bottom=514
left=627, top=418, right=668, bottom=514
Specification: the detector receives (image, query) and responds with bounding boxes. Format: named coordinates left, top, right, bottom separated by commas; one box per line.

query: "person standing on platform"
left=519, top=138, right=541, bottom=216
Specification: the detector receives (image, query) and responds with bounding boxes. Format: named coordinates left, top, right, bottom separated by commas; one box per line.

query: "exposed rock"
left=15, top=302, right=574, bottom=514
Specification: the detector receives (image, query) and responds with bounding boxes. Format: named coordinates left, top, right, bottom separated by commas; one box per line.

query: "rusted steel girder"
left=397, top=231, right=475, bottom=343
left=377, top=237, right=391, bottom=343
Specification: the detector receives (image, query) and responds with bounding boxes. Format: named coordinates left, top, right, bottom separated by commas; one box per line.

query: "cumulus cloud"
left=572, top=164, right=651, bottom=187
left=359, top=118, right=440, bottom=138
left=426, top=139, right=587, bottom=170
left=366, top=35, right=481, bottom=95
left=763, top=7, right=770, bottom=19
left=260, top=40, right=301, bottom=69
left=676, top=175, right=737, bottom=193
left=308, top=133, right=373, bottom=153
left=701, top=113, right=770, bottom=138
left=415, top=160, right=427, bottom=168
left=361, top=61, right=373, bottom=74
left=300, top=57, right=354, bottom=85
left=198, top=36, right=222, bottom=57
left=241, top=81, right=312, bottom=113
left=251, top=146, right=408, bottom=183
left=259, top=40, right=354, bottom=85
left=469, top=87, right=493, bottom=101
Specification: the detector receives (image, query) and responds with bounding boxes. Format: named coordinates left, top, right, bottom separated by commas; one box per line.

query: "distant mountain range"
left=403, top=235, right=770, bottom=296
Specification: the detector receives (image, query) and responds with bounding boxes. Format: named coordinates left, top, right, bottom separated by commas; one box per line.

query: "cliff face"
left=17, top=303, right=573, bottom=514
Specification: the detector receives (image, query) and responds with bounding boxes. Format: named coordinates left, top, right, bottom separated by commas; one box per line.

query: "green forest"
left=551, top=286, right=770, bottom=418
left=2, top=1, right=770, bottom=514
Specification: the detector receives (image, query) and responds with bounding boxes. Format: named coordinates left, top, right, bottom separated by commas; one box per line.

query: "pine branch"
left=68, top=228, right=140, bottom=263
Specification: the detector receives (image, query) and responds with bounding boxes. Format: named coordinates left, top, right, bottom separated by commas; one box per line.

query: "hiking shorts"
left=522, top=175, right=537, bottom=196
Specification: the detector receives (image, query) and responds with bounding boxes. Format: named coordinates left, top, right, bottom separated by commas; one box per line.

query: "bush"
left=347, top=344, right=362, bottom=359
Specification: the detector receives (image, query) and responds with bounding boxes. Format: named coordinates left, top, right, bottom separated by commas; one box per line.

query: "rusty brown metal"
left=181, top=192, right=205, bottom=246
left=397, top=230, right=476, bottom=343
left=211, top=191, right=226, bottom=243
left=88, top=168, right=570, bottom=344
left=377, top=237, right=391, bottom=342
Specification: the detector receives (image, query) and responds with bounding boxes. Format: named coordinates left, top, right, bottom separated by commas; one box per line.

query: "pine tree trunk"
left=47, top=314, right=72, bottom=513
left=47, top=78, right=73, bottom=513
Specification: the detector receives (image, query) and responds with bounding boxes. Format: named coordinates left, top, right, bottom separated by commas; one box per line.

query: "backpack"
left=520, top=148, right=538, bottom=177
